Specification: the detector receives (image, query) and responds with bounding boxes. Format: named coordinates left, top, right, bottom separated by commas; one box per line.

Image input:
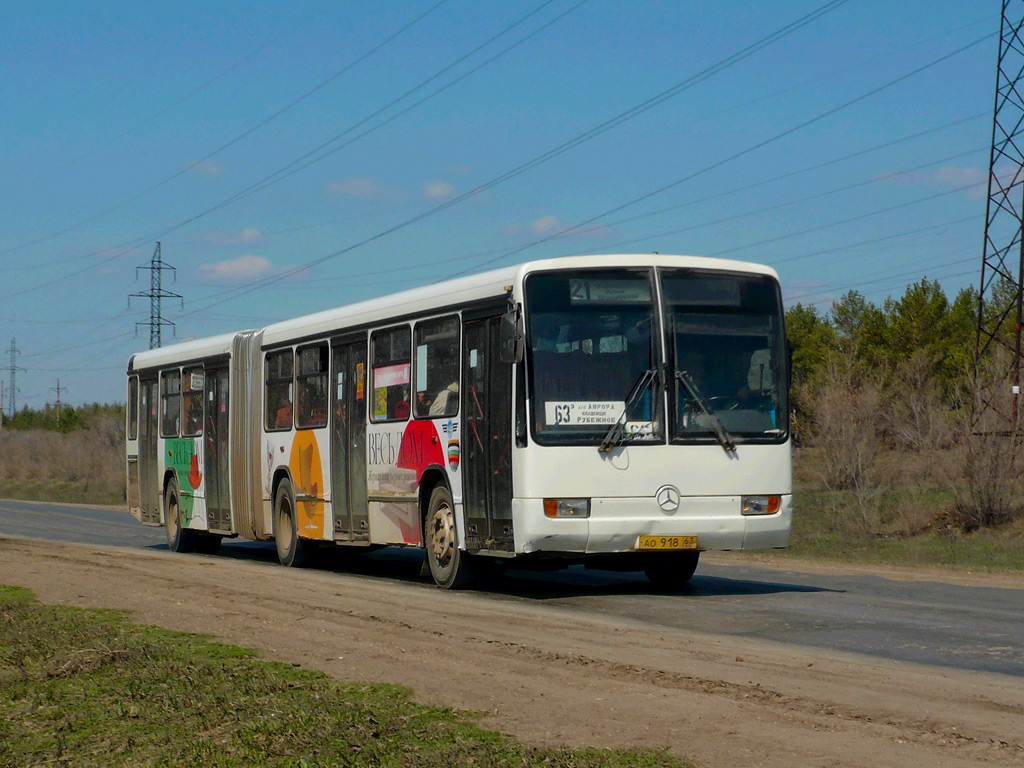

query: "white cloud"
left=531, top=215, right=562, bottom=235
left=328, top=176, right=383, bottom=198
left=197, top=255, right=274, bottom=282
left=191, top=159, right=226, bottom=178
left=422, top=180, right=454, bottom=199
left=931, top=165, right=986, bottom=187
left=203, top=228, right=264, bottom=245
left=515, top=215, right=616, bottom=241
left=882, top=165, right=987, bottom=198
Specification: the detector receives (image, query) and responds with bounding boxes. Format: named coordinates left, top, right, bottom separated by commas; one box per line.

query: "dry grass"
left=0, top=418, right=124, bottom=505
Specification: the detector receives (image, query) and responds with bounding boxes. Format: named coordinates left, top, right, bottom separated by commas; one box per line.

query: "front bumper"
left=512, top=494, right=792, bottom=554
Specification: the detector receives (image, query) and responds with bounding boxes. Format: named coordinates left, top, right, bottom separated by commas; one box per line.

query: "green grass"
left=0, top=585, right=689, bottom=768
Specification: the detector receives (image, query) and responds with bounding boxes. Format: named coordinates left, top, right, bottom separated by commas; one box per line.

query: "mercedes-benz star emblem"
left=656, top=485, right=680, bottom=512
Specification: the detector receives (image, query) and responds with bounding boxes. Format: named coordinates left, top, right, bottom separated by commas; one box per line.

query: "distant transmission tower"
left=50, top=378, right=65, bottom=423
left=129, top=242, right=183, bottom=349
left=976, top=0, right=1024, bottom=432
left=5, top=338, right=23, bottom=419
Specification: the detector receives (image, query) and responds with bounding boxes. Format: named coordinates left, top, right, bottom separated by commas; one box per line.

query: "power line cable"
left=0, top=0, right=580, bottom=298
left=161, top=0, right=854, bottom=317
left=0, top=0, right=451, bottom=260
left=445, top=31, right=994, bottom=278
left=185, top=0, right=580, bottom=219
left=218, top=112, right=987, bottom=291
left=55, top=1, right=331, bottom=172
left=584, top=146, right=984, bottom=250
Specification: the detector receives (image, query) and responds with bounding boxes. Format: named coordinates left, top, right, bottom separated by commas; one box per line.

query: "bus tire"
left=425, top=485, right=473, bottom=589
left=644, top=551, right=700, bottom=591
left=274, top=478, right=309, bottom=567
left=165, top=479, right=196, bottom=553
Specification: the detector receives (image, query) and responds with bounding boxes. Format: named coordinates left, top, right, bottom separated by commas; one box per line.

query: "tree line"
left=1, top=402, right=124, bottom=434
left=786, top=277, right=1022, bottom=531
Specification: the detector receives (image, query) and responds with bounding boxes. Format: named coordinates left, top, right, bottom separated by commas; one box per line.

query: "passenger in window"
left=415, top=390, right=432, bottom=416
left=275, top=396, right=292, bottom=429
left=183, top=396, right=202, bottom=436
left=394, top=386, right=411, bottom=420
left=428, top=382, right=458, bottom=417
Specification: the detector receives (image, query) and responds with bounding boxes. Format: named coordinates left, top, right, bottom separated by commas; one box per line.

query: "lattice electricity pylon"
left=976, top=0, right=1024, bottom=433
left=4, top=338, right=23, bottom=419
left=129, top=242, right=183, bottom=349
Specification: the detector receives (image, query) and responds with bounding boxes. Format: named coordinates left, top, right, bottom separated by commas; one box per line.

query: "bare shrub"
left=0, top=421, right=125, bottom=502
left=950, top=350, right=1024, bottom=531
left=807, top=353, right=885, bottom=532
left=883, top=350, right=952, bottom=451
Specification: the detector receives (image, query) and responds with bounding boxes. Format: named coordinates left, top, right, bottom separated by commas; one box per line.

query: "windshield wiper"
left=599, top=368, right=659, bottom=454
left=675, top=369, right=737, bottom=455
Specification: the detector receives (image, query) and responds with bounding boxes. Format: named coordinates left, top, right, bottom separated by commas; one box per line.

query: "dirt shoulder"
left=1, top=536, right=1021, bottom=768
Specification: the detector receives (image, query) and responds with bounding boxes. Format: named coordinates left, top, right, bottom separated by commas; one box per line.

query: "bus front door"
left=462, top=316, right=514, bottom=552
left=331, top=339, right=369, bottom=542
left=138, top=378, right=160, bottom=524
left=204, top=368, right=231, bottom=532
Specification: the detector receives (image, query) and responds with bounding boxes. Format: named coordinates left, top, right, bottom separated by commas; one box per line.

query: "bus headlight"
left=741, top=495, right=781, bottom=516
left=544, top=498, right=591, bottom=518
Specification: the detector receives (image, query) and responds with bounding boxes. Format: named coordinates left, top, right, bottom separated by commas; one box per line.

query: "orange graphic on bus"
left=288, top=430, right=324, bottom=538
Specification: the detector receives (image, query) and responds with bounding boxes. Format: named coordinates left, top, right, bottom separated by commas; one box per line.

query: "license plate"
left=636, top=535, right=698, bottom=550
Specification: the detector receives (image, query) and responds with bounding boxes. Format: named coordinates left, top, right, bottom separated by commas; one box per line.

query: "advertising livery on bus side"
left=126, top=254, right=791, bottom=589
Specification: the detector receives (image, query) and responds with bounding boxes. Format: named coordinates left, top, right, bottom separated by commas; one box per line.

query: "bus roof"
left=129, top=331, right=240, bottom=373
left=261, top=254, right=778, bottom=347
left=129, top=254, right=779, bottom=366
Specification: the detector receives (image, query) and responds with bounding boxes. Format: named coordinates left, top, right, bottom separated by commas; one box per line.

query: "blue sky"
left=0, top=0, right=997, bottom=408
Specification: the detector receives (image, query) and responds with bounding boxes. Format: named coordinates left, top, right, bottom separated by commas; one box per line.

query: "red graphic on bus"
left=396, top=420, right=445, bottom=483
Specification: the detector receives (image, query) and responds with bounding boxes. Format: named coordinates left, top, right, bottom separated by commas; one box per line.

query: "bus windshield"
left=661, top=270, right=787, bottom=443
left=525, top=269, right=663, bottom=445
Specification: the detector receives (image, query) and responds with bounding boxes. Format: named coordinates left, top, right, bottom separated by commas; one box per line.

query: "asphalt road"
left=2, top=497, right=1022, bottom=677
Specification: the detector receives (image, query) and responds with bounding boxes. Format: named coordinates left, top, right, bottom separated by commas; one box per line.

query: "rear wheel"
left=164, top=480, right=196, bottom=553
left=425, top=485, right=473, bottom=589
left=644, top=551, right=700, bottom=591
left=275, top=478, right=310, bottom=567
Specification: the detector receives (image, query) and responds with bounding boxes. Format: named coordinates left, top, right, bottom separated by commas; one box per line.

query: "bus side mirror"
left=499, top=310, right=523, bottom=364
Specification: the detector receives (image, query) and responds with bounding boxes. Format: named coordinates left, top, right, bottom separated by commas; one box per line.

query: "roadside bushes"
left=950, top=350, right=1024, bottom=531
left=790, top=281, right=1022, bottom=537
left=0, top=417, right=124, bottom=505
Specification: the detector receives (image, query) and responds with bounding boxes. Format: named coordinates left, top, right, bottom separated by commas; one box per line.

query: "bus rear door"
left=331, top=338, right=370, bottom=542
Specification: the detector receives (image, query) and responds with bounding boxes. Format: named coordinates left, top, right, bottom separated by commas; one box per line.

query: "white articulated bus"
left=126, top=254, right=792, bottom=589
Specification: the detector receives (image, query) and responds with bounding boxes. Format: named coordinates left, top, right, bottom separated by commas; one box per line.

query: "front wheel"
left=274, top=478, right=310, bottom=567
left=424, top=486, right=473, bottom=589
left=644, top=551, right=700, bottom=591
left=165, top=480, right=196, bottom=553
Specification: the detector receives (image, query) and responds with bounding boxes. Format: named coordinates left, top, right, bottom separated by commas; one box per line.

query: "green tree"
left=830, top=290, right=887, bottom=362
left=786, top=303, right=837, bottom=383
left=883, top=278, right=950, bottom=364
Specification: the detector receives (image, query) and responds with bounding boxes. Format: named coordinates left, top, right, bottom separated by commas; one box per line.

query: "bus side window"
left=265, top=349, right=294, bottom=431
left=296, top=343, right=329, bottom=429
left=160, top=369, right=181, bottom=438
left=414, top=315, right=460, bottom=419
left=128, top=376, right=139, bottom=440
left=182, top=366, right=204, bottom=437
left=370, top=326, right=411, bottom=422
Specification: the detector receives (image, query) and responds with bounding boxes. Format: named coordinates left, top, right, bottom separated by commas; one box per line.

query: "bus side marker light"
left=741, top=495, right=781, bottom=516
left=544, top=498, right=591, bottom=518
